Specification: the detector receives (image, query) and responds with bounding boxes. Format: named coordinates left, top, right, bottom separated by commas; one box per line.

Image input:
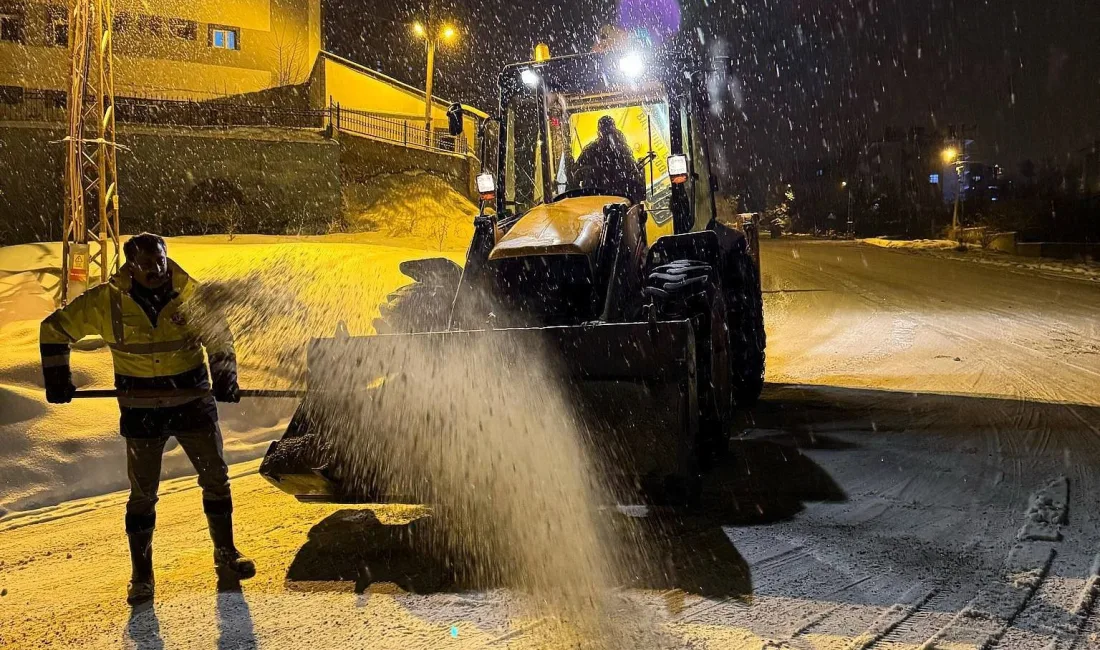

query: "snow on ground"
left=2, top=240, right=1100, bottom=649
left=858, top=237, right=1100, bottom=283
left=0, top=227, right=470, bottom=514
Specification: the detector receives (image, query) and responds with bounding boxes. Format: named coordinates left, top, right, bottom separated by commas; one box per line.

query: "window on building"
left=47, top=7, right=67, bottom=46
left=167, top=18, right=196, bottom=40
left=0, top=9, right=25, bottom=43
left=209, top=25, right=239, bottom=50
left=929, top=173, right=940, bottom=185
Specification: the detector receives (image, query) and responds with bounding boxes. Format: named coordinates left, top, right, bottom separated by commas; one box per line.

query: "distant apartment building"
left=0, top=0, right=322, bottom=101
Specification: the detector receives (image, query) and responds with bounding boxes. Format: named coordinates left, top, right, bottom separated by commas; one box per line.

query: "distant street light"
left=412, top=16, right=459, bottom=133
left=941, top=147, right=958, bottom=164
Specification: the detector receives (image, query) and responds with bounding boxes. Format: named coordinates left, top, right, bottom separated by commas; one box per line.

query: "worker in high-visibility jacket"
left=40, top=232, right=254, bottom=605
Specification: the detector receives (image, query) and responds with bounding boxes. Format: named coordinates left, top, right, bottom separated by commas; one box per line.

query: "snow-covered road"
left=2, top=239, right=1099, bottom=649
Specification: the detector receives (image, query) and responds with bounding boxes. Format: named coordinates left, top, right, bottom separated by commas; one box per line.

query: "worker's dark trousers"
left=124, top=423, right=232, bottom=534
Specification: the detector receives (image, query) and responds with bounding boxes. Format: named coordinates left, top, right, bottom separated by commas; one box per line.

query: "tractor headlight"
left=619, top=52, right=645, bottom=78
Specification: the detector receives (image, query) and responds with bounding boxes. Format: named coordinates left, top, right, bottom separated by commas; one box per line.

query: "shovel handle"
left=71, top=388, right=307, bottom=399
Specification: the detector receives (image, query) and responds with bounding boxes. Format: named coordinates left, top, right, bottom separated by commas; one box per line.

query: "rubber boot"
left=126, top=530, right=155, bottom=605
left=206, top=513, right=256, bottom=579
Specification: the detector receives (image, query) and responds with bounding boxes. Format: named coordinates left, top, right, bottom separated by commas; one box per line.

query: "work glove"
left=209, top=352, right=240, bottom=403
left=44, top=370, right=76, bottom=404
left=213, top=373, right=240, bottom=403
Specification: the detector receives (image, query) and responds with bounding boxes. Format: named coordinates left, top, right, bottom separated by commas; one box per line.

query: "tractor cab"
left=478, top=44, right=729, bottom=244
left=448, top=43, right=755, bottom=329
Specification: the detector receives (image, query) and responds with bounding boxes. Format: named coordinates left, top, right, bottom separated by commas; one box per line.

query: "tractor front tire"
left=729, top=251, right=766, bottom=406
left=644, top=259, right=733, bottom=473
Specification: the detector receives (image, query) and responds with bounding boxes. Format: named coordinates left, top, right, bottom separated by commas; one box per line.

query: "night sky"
left=325, top=0, right=1099, bottom=174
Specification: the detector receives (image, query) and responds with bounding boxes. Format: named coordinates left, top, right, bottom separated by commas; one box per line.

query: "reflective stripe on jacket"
left=40, top=259, right=235, bottom=409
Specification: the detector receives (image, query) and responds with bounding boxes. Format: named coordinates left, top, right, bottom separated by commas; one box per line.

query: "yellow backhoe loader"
left=259, top=39, right=765, bottom=506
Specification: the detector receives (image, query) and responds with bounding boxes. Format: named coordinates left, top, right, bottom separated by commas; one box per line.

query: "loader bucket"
left=259, top=320, right=699, bottom=505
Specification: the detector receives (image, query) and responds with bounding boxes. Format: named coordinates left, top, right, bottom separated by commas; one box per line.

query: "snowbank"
left=0, top=232, right=467, bottom=514
left=859, top=237, right=960, bottom=251
left=342, top=171, right=476, bottom=252
left=858, top=237, right=1100, bottom=283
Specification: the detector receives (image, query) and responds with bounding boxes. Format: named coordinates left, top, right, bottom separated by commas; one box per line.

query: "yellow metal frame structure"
left=61, top=0, right=120, bottom=305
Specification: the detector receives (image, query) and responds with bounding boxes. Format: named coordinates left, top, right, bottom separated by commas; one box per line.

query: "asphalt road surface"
left=2, top=239, right=1099, bottom=649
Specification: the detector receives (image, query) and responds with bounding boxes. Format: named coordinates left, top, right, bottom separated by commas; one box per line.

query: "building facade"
left=0, top=0, right=322, bottom=101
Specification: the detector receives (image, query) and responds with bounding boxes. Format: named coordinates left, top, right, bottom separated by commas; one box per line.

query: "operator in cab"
left=574, top=115, right=646, bottom=204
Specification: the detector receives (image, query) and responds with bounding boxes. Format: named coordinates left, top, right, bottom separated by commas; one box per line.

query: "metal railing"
left=0, top=90, right=67, bottom=122
left=0, top=91, right=327, bottom=129
left=0, top=91, right=469, bottom=156
left=116, top=97, right=327, bottom=129
left=330, top=103, right=467, bottom=156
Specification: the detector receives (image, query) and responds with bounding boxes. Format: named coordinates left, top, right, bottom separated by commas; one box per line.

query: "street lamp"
left=412, top=19, right=459, bottom=133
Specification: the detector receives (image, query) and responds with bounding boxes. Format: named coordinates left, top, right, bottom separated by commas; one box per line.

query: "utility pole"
left=951, top=149, right=963, bottom=236
left=422, top=0, right=435, bottom=133
left=842, top=180, right=852, bottom=237
left=424, top=35, right=436, bottom=133
left=62, top=0, right=120, bottom=305
left=945, top=125, right=972, bottom=240
left=413, top=2, right=457, bottom=139
left=846, top=184, right=853, bottom=237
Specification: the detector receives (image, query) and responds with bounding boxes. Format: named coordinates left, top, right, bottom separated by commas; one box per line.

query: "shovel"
left=72, top=388, right=307, bottom=399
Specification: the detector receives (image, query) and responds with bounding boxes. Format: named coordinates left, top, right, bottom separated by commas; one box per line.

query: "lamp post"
left=942, top=145, right=962, bottom=238
left=412, top=19, right=457, bottom=135
left=841, top=180, right=852, bottom=237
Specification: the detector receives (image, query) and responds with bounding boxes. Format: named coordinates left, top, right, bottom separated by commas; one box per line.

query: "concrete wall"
left=315, top=54, right=483, bottom=153
left=0, top=0, right=321, bottom=100
left=1015, top=242, right=1100, bottom=261
left=0, top=123, right=340, bottom=246
left=321, top=55, right=450, bottom=121
left=338, top=131, right=474, bottom=199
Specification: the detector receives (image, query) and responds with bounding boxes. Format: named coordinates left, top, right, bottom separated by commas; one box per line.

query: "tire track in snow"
left=1007, top=550, right=1100, bottom=650
left=674, top=542, right=821, bottom=624
left=913, top=478, right=1068, bottom=650
left=847, top=583, right=940, bottom=649
left=918, top=546, right=1054, bottom=650
left=677, top=532, right=879, bottom=633
left=1063, top=552, right=1100, bottom=650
